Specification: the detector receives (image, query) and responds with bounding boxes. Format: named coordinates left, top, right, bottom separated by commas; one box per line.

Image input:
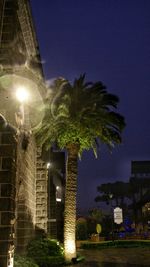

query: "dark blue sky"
left=31, top=0, right=150, bottom=214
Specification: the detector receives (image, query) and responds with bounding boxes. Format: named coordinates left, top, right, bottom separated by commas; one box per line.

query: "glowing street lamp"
left=47, top=162, right=51, bottom=169
left=15, top=86, right=29, bottom=127
left=16, top=86, right=29, bottom=103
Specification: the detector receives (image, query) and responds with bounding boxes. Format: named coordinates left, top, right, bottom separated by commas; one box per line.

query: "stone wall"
left=0, top=120, right=17, bottom=267
left=36, top=147, right=48, bottom=234
left=0, top=118, right=48, bottom=266
left=15, top=132, right=37, bottom=253
left=47, top=173, right=57, bottom=239
left=0, top=1, right=50, bottom=265
left=0, top=116, right=41, bottom=266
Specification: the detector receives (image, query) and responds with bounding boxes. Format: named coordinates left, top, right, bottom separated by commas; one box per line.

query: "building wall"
left=36, top=147, right=48, bottom=234
left=0, top=120, right=17, bottom=267
left=46, top=151, right=65, bottom=241
left=131, top=161, right=150, bottom=177
left=47, top=173, right=57, bottom=239
left=15, top=133, right=37, bottom=253
left=0, top=117, right=47, bottom=265
left=0, top=0, right=48, bottom=265
left=0, top=0, right=66, bottom=263
left=0, top=0, right=27, bottom=67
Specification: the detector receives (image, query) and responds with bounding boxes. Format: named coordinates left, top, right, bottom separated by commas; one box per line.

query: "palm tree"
left=34, top=74, right=125, bottom=262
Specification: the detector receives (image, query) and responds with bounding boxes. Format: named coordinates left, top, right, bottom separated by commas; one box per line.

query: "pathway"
left=69, top=248, right=150, bottom=266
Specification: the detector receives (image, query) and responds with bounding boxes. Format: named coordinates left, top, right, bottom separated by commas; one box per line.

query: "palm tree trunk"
left=64, top=143, right=79, bottom=262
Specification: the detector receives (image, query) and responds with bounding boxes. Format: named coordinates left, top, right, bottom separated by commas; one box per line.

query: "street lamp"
left=15, top=86, right=29, bottom=127
left=16, top=86, right=29, bottom=103
left=109, top=193, right=114, bottom=241
left=15, top=86, right=31, bottom=150
left=47, top=162, right=51, bottom=169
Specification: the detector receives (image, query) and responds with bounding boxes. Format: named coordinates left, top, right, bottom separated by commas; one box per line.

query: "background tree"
left=95, top=178, right=150, bottom=227
left=35, top=74, right=125, bottom=262
left=95, top=181, right=129, bottom=208
left=89, top=208, right=103, bottom=223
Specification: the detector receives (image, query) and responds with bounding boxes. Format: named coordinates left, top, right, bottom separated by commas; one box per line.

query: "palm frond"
left=34, top=74, right=125, bottom=155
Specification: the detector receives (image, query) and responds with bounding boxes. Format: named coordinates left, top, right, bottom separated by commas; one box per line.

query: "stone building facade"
left=0, top=0, right=50, bottom=266
left=0, top=119, right=17, bottom=267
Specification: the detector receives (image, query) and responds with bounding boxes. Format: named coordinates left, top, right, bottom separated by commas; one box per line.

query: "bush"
left=27, top=238, right=64, bottom=267
left=76, top=218, right=88, bottom=240
left=14, top=255, right=38, bottom=267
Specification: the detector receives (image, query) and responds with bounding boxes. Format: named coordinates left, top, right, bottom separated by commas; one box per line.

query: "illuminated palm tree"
left=35, top=74, right=125, bottom=262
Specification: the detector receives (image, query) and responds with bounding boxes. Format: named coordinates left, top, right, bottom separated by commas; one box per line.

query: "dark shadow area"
left=68, top=261, right=148, bottom=267
left=99, top=263, right=148, bottom=267
left=69, top=248, right=150, bottom=267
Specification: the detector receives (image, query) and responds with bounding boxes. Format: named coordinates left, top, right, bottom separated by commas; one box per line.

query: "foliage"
left=27, top=238, right=64, bottom=267
left=89, top=208, right=103, bottom=223
left=95, top=177, right=150, bottom=225
left=14, top=255, right=38, bottom=267
left=76, top=218, right=88, bottom=240
left=85, top=208, right=104, bottom=237
left=34, top=74, right=125, bottom=260
left=34, top=74, right=125, bottom=156
left=95, top=181, right=129, bottom=207
left=81, top=240, right=150, bottom=249
left=86, top=217, right=97, bottom=237
left=101, top=215, right=112, bottom=237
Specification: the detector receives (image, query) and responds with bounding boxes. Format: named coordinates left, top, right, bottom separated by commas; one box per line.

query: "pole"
left=111, top=200, right=114, bottom=241
left=109, top=194, right=114, bottom=242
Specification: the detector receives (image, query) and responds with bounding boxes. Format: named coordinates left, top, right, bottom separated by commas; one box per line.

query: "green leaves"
left=34, top=74, right=125, bottom=157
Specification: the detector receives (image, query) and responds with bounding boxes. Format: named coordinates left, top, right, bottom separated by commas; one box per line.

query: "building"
left=130, top=161, right=150, bottom=226
left=42, top=149, right=65, bottom=241
left=131, top=161, right=150, bottom=178
left=0, top=1, right=64, bottom=266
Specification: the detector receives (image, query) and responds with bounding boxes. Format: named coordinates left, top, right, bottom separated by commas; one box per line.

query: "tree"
left=76, top=217, right=88, bottom=240
left=95, top=181, right=129, bottom=208
left=89, top=208, right=103, bottom=223
left=34, top=74, right=125, bottom=262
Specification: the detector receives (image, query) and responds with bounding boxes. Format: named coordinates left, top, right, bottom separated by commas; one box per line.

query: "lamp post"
left=109, top=193, right=114, bottom=241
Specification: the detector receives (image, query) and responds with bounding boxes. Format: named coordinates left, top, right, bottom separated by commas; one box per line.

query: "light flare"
left=65, top=238, right=76, bottom=260
left=16, top=86, right=29, bottom=103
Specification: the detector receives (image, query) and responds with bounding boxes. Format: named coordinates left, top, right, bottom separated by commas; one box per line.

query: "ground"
left=69, top=248, right=150, bottom=266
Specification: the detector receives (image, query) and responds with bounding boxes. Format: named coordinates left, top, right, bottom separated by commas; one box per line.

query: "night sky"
left=31, top=0, right=150, bottom=214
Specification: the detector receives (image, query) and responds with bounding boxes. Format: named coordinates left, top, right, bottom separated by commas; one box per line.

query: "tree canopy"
left=35, top=74, right=125, bottom=157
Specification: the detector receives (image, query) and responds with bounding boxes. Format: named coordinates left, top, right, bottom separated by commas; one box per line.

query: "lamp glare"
left=16, top=87, right=29, bottom=103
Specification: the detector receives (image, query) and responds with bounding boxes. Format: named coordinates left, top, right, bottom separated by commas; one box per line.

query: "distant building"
left=131, top=161, right=150, bottom=178
left=130, top=161, right=150, bottom=226
left=42, top=149, right=65, bottom=241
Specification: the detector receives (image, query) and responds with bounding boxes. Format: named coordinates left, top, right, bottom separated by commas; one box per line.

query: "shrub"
left=76, top=218, right=88, bottom=240
left=27, top=238, right=64, bottom=267
left=14, top=255, right=38, bottom=267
